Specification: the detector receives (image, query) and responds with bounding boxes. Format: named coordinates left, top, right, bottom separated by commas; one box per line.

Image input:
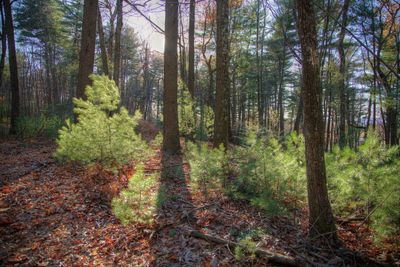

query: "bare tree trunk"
left=142, top=44, right=149, bottom=118
left=278, top=45, right=286, bottom=139
left=178, top=5, right=187, bottom=85
left=0, top=3, right=7, bottom=87
left=213, top=0, right=230, bottom=149
left=325, top=89, right=332, bottom=151
left=295, top=0, right=338, bottom=244
left=44, top=44, right=53, bottom=106
left=188, top=0, right=195, bottom=97
left=4, top=0, right=19, bottom=134
left=113, top=0, right=122, bottom=88
left=162, top=0, right=180, bottom=155
left=76, top=0, right=98, bottom=100
left=338, top=0, right=350, bottom=149
left=293, top=91, right=303, bottom=134
left=106, top=0, right=116, bottom=74
left=256, top=0, right=262, bottom=127
left=98, top=6, right=109, bottom=76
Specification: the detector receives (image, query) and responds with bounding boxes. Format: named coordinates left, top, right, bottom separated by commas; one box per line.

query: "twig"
left=188, top=230, right=298, bottom=266
left=356, top=190, right=395, bottom=232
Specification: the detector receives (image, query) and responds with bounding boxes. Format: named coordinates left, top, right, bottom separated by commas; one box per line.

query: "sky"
left=125, top=2, right=166, bottom=53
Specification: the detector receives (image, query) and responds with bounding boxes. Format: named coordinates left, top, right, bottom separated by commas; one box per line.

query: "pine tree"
left=162, top=0, right=180, bottom=155
left=295, top=0, right=338, bottom=244
left=213, top=0, right=230, bottom=149
left=76, top=0, right=98, bottom=101
left=3, top=0, right=19, bottom=134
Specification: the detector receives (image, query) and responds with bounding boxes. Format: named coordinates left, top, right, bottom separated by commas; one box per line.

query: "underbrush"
left=186, top=131, right=306, bottom=217
left=55, top=75, right=151, bottom=168
left=178, top=79, right=214, bottom=140
left=112, top=164, right=164, bottom=225
left=15, top=113, right=64, bottom=139
left=186, top=130, right=400, bottom=241
left=227, top=131, right=306, bottom=216
left=186, top=141, right=227, bottom=195
left=326, top=131, right=400, bottom=240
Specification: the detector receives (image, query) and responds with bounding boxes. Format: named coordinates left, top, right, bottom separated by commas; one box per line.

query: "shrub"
left=55, top=75, right=150, bottom=168
left=177, top=79, right=214, bottom=140
left=326, top=131, right=400, bottom=239
left=195, top=105, right=214, bottom=140
left=234, top=237, right=257, bottom=262
left=186, top=141, right=227, bottom=195
left=228, top=131, right=306, bottom=216
left=112, top=163, right=162, bottom=225
left=16, top=114, right=64, bottom=139
left=178, top=79, right=195, bottom=137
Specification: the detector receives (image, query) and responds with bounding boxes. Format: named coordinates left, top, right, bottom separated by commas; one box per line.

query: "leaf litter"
left=0, top=134, right=398, bottom=266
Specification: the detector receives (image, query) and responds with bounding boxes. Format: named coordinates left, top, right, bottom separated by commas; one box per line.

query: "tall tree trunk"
left=188, top=0, right=195, bottom=97
left=142, top=44, right=149, bottom=118
left=113, top=0, right=122, bottom=88
left=295, top=0, right=338, bottom=244
left=338, top=0, right=350, bottom=149
left=213, top=0, right=230, bottom=149
left=163, top=0, right=180, bottom=155
left=106, top=0, right=116, bottom=73
left=0, top=4, right=7, bottom=87
left=76, top=0, right=98, bottom=100
left=98, top=6, right=109, bottom=76
left=4, top=0, right=19, bottom=135
left=278, top=45, right=286, bottom=139
left=325, top=89, right=332, bottom=151
left=178, top=5, right=187, bottom=85
left=256, top=0, right=262, bottom=127
left=293, top=88, right=303, bottom=134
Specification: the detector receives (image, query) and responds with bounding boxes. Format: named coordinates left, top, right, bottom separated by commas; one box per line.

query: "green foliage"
left=234, top=237, right=257, bottom=262
left=56, top=75, right=150, bottom=167
left=15, top=114, right=64, bottom=139
left=186, top=142, right=227, bottom=195
left=326, top=131, right=400, bottom=238
left=177, top=79, right=215, bottom=141
left=178, top=79, right=196, bottom=137
left=195, top=105, right=214, bottom=140
left=112, top=164, right=161, bottom=225
left=150, top=133, right=163, bottom=149
left=228, top=131, right=306, bottom=216
left=16, top=0, right=66, bottom=46
left=238, top=228, right=266, bottom=241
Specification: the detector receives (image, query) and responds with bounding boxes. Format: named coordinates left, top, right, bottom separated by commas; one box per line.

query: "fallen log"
left=188, top=230, right=298, bottom=266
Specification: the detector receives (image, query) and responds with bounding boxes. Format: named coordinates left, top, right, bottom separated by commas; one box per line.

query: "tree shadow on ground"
left=149, top=150, right=205, bottom=266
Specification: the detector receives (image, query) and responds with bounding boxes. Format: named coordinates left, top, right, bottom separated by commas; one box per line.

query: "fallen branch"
left=188, top=230, right=298, bottom=266
left=336, top=215, right=365, bottom=224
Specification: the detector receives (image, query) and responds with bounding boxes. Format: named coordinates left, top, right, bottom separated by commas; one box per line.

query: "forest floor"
left=0, top=123, right=398, bottom=266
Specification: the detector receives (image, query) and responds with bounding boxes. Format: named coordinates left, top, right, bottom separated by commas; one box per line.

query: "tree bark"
left=4, top=0, right=19, bottom=135
left=188, top=0, right=195, bottom=97
left=98, top=6, right=109, bottom=76
left=106, top=0, right=116, bottom=74
left=0, top=3, right=7, bottom=88
left=213, top=0, right=230, bottom=149
left=295, top=0, right=338, bottom=244
left=293, top=88, right=303, bottom=134
left=76, top=0, right=98, bottom=100
left=162, top=0, right=180, bottom=155
left=278, top=45, right=286, bottom=139
left=338, top=0, right=350, bottom=149
left=113, top=0, right=123, bottom=88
